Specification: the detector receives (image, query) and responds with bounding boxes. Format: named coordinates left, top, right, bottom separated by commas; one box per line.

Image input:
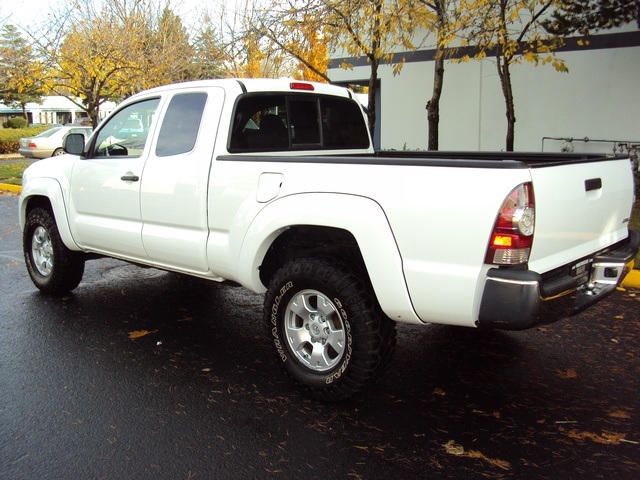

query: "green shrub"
left=6, top=117, right=28, bottom=129
left=0, top=125, right=51, bottom=154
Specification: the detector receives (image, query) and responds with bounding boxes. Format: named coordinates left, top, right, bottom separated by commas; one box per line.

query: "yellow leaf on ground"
left=608, top=409, right=631, bottom=419
left=556, top=368, right=578, bottom=379
left=566, top=430, right=627, bottom=445
left=128, top=329, right=157, bottom=339
left=443, top=440, right=511, bottom=470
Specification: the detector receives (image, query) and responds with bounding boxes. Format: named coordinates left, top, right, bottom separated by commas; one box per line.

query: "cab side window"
left=155, top=92, right=208, bottom=157
left=92, top=98, right=160, bottom=158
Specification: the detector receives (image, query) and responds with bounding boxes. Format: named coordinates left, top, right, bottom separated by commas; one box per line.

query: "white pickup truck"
left=19, top=78, right=639, bottom=400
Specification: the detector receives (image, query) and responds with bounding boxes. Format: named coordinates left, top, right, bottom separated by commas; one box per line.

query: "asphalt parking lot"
left=1, top=191, right=639, bottom=479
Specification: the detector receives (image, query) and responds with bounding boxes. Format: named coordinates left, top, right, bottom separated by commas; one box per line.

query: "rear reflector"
left=290, top=82, right=314, bottom=91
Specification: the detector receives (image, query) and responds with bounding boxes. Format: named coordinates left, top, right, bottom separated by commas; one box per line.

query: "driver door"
left=68, top=97, right=161, bottom=260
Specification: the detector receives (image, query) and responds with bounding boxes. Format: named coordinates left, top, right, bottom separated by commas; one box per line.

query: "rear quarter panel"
left=206, top=156, right=531, bottom=327
left=380, top=165, right=532, bottom=326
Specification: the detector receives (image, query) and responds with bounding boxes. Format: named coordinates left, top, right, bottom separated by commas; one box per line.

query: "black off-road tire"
left=264, top=257, right=396, bottom=401
left=23, top=207, right=85, bottom=295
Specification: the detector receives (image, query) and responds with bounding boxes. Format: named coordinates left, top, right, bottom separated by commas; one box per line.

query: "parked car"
left=19, top=126, right=93, bottom=159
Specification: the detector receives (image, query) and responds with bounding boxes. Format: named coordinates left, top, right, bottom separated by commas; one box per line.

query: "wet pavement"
left=1, top=192, right=639, bottom=479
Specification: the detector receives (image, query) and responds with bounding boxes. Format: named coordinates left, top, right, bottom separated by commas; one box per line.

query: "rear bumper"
left=477, top=229, right=640, bottom=330
left=18, top=148, right=49, bottom=159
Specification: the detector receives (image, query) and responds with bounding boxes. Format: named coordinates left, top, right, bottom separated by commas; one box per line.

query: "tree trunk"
left=367, top=58, right=379, bottom=143
left=427, top=1, right=448, bottom=151
left=496, top=55, right=516, bottom=152
left=85, top=99, right=100, bottom=129
left=427, top=52, right=445, bottom=151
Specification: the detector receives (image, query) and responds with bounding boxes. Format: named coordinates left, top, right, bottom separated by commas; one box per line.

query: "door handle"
left=585, top=178, right=602, bottom=192
left=121, top=173, right=140, bottom=182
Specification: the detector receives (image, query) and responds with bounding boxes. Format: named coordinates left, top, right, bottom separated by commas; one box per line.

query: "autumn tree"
left=323, top=0, right=421, bottom=136
left=266, top=0, right=420, bottom=138
left=0, top=24, right=46, bottom=120
left=251, top=6, right=331, bottom=82
left=242, top=34, right=266, bottom=77
left=293, top=16, right=329, bottom=81
left=544, top=0, right=639, bottom=35
left=37, top=0, right=197, bottom=126
left=460, top=0, right=567, bottom=151
left=51, top=10, right=147, bottom=126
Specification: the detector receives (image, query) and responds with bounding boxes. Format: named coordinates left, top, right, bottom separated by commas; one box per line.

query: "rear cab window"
left=228, top=94, right=369, bottom=152
left=155, top=92, right=208, bottom=157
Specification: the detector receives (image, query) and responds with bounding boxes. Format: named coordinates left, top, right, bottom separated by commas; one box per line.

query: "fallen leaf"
left=128, top=329, right=157, bottom=339
left=556, top=368, right=578, bottom=379
left=566, top=430, right=627, bottom=445
left=443, top=440, right=510, bottom=470
left=608, top=409, right=631, bottom=419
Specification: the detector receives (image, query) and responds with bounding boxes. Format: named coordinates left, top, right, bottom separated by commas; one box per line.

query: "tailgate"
left=528, top=156, right=635, bottom=274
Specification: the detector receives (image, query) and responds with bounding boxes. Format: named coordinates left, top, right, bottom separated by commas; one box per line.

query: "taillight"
left=485, top=182, right=535, bottom=265
left=29, top=142, right=37, bottom=148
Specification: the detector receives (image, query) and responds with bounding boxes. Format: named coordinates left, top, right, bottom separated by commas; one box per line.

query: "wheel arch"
left=238, top=193, right=420, bottom=323
left=259, top=224, right=364, bottom=283
left=20, top=179, right=80, bottom=251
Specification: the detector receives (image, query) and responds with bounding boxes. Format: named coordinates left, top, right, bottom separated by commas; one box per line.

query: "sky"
left=0, top=0, right=226, bottom=32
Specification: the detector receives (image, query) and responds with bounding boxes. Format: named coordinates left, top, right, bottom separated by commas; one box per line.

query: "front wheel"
left=23, top=207, right=85, bottom=295
left=264, top=257, right=396, bottom=401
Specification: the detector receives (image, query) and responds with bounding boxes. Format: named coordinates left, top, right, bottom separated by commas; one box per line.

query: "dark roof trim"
left=329, top=30, right=640, bottom=69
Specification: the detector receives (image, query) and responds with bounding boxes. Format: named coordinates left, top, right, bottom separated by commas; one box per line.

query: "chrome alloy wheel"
left=284, top=289, right=346, bottom=372
left=31, top=226, right=54, bottom=277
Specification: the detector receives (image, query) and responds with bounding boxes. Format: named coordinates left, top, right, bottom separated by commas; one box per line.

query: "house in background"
left=0, top=96, right=115, bottom=126
left=328, top=23, right=640, bottom=155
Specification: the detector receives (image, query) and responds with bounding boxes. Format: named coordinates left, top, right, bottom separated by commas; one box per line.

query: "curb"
left=621, top=269, right=640, bottom=289
left=1, top=178, right=639, bottom=289
left=0, top=183, right=21, bottom=194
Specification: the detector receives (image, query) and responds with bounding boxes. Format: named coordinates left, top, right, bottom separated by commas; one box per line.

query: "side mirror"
left=64, top=133, right=86, bottom=156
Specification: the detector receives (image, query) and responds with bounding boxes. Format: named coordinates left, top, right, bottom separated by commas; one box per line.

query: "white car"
left=19, top=126, right=93, bottom=159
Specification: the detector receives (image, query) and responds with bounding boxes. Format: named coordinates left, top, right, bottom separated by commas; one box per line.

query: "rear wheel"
left=52, top=148, right=65, bottom=156
left=23, top=207, right=84, bottom=295
left=264, top=257, right=396, bottom=401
